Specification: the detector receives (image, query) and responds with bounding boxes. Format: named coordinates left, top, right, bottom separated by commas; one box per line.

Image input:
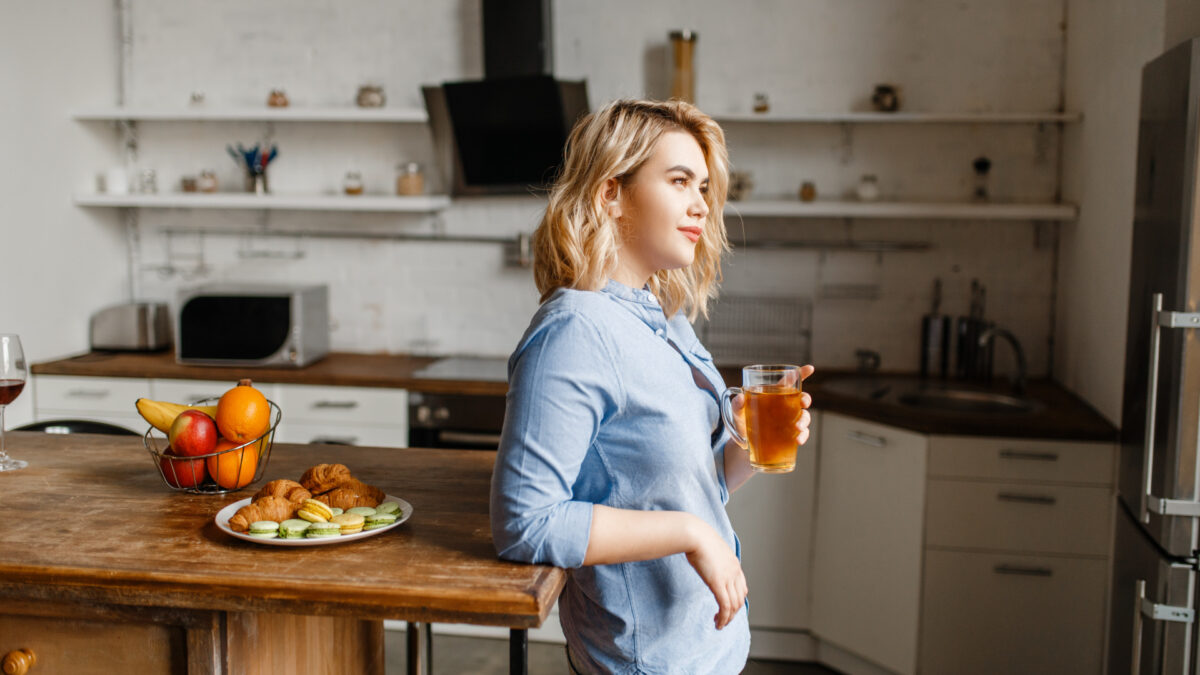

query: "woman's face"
left=611, top=131, right=710, bottom=287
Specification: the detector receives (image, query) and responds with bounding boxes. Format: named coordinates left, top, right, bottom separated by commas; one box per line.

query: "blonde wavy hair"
left=533, top=98, right=730, bottom=321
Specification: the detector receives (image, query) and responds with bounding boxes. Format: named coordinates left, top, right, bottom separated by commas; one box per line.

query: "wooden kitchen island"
left=0, top=432, right=565, bottom=675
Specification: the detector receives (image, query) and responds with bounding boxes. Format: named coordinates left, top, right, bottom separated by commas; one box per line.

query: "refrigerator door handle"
left=1142, top=294, right=1164, bottom=524
left=1134, top=578, right=1196, bottom=675
left=1142, top=294, right=1200, bottom=522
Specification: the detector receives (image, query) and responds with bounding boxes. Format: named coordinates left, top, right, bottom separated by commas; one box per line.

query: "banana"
left=135, top=398, right=219, bottom=434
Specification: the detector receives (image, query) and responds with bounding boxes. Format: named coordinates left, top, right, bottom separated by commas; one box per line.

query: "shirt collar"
left=601, top=279, right=669, bottom=331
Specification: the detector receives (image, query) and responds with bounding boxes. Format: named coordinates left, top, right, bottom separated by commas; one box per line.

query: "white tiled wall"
left=115, top=0, right=1064, bottom=372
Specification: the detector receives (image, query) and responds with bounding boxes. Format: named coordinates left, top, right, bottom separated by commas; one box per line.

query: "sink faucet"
left=977, top=327, right=1026, bottom=396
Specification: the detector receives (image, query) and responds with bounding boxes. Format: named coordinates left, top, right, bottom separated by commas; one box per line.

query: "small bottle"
left=799, top=181, right=817, bottom=202
left=343, top=171, right=364, bottom=196
left=396, top=162, right=424, bottom=196
left=267, top=89, right=289, bottom=108
left=138, top=169, right=158, bottom=194
left=856, top=174, right=880, bottom=201
left=972, top=156, right=992, bottom=202
left=753, top=93, right=770, bottom=114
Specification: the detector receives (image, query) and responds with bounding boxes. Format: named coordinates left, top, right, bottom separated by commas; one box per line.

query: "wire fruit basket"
left=144, top=398, right=282, bottom=495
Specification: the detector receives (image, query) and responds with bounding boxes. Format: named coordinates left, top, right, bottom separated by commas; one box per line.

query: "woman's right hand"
left=684, top=515, right=748, bottom=630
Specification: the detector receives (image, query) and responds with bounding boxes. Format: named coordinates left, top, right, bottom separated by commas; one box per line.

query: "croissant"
left=252, top=479, right=312, bottom=505
left=228, top=495, right=297, bottom=533
left=315, top=487, right=379, bottom=510
left=332, top=477, right=386, bottom=504
left=300, top=463, right=352, bottom=495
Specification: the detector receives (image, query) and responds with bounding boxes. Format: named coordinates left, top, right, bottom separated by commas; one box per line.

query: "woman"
left=490, top=99, right=813, bottom=674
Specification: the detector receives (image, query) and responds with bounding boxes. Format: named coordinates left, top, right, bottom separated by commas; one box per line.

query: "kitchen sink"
left=818, top=375, right=1042, bottom=415
left=897, top=388, right=1040, bottom=413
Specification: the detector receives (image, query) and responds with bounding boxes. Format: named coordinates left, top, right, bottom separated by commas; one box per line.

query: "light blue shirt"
left=491, top=280, right=750, bottom=674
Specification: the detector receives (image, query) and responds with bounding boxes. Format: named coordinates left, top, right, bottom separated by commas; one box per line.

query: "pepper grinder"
left=669, top=30, right=697, bottom=103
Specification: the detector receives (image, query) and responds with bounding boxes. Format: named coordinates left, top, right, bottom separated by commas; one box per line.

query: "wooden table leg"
left=509, top=628, right=527, bottom=675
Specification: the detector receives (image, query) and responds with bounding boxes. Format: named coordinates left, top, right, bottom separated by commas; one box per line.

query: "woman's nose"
left=690, top=190, right=709, bottom=219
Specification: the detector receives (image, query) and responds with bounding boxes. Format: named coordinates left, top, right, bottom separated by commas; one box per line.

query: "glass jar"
left=396, top=162, right=424, bottom=196
left=197, top=170, right=218, bottom=193
left=343, top=171, right=364, bottom=196
left=856, top=174, right=880, bottom=201
left=669, top=30, right=697, bottom=103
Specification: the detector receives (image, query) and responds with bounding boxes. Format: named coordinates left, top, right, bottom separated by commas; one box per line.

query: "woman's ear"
left=602, top=178, right=622, bottom=219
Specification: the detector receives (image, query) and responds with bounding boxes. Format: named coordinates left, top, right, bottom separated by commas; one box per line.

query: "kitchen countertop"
left=32, top=351, right=1117, bottom=441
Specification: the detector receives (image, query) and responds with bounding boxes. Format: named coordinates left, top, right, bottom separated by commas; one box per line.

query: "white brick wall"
left=115, top=0, right=1064, bottom=370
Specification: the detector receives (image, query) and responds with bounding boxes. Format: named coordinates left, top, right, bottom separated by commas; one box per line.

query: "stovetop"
left=411, top=356, right=508, bottom=383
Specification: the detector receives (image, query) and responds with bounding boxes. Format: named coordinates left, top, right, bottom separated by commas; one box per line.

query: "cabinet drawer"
left=928, top=436, right=1115, bottom=485
left=151, top=378, right=256, bottom=405
left=919, top=549, right=1106, bottom=675
left=276, top=384, right=406, bottom=426
left=35, top=376, right=148, bottom=415
left=275, top=421, right=407, bottom=448
left=925, top=479, right=1112, bottom=556
left=0, top=613, right=181, bottom=675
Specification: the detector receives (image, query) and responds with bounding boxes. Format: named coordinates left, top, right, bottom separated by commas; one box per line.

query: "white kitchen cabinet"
left=919, top=435, right=1115, bottom=675
left=33, top=375, right=408, bottom=449
left=725, top=410, right=819, bottom=637
left=32, top=375, right=148, bottom=433
left=919, top=549, right=1108, bottom=675
left=811, top=412, right=927, bottom=675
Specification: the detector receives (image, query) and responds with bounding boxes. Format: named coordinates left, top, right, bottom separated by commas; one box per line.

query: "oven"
left=407, top=391, right=506, bottom=450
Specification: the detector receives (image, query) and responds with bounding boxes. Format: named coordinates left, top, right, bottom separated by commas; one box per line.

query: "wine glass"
left=0, top=334, right=28, bottom=472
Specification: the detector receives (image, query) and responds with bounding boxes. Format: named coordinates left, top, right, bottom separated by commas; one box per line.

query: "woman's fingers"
left=800, top=364, right=815, bottom=381
left=801, top=392, right=812, bottom=408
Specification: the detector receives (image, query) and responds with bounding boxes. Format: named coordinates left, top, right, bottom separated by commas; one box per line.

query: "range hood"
left=422, top=0, right=589, bottom=196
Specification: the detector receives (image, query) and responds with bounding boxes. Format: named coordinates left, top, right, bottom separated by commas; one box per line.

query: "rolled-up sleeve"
left=490, top=310, right=623, bottom=569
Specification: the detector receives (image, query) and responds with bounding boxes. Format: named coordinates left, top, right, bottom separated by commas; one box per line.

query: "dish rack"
left=144, top=398, right=281, bottom=495
left=699, top=294, right=812, bottom=365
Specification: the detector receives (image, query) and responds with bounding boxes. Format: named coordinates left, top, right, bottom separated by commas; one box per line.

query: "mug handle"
left=720, top=387, right=748, bottom=449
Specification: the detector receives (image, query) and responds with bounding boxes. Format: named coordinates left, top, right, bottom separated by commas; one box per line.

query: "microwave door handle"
left=1142, top=293, right=1164, bottom=524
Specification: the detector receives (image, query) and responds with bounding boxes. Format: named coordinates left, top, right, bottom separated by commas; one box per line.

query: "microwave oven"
left=176, top=283, right=330, bottom=367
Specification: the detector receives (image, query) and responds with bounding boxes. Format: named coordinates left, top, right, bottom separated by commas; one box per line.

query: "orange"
left=207, top=438, right=259, bottom=489
left=216, top=379, right=271, bottom=443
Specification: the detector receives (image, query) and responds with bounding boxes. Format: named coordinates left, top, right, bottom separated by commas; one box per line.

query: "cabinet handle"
left=997, top=492, right=1057, bottom=505
left=313, top=400, right=359, bottom=409
left=66, top=388, right=110, bottom=398
left=311, top=436, right=358, bottom=445
left=998, top=449, right=1058, bottom=462
left=846, top=430, right=887, bottom=448
left=2, top=648, right=36, bottom=674
left=994, top=564, right=1053, bottom=577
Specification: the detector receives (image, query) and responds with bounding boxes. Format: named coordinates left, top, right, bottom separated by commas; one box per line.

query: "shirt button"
left=655, top=328, right=665, bottom=336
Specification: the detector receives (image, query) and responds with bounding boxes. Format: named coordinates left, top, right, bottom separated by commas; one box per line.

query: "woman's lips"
left=678, top=226, right=702, bottom=242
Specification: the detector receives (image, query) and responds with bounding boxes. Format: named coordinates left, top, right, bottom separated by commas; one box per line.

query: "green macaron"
left=364, top=512, right=398, bottom=530
left=346, top=506, right=377, bottom=517
left=374, top=502, right=401, bottom=516
left=278, top=519, right=311, bottom=539
left=248, top=520, right=279, bottom=539
left=329, top=507, right=345, bottom=517
left=306, top=521, right=342, bottom=538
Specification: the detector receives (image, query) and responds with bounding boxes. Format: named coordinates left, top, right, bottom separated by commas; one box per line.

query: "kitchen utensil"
left=89, top=302, right=171, bottom=351
left=956, top=279, right=980, bottom=378
left=919, top=278, right=950, bottom=379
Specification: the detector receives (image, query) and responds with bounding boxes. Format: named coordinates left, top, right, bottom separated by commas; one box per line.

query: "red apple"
left=168, top=410, right=218, bottom=457
left=160, top=450, right=208, bottom=488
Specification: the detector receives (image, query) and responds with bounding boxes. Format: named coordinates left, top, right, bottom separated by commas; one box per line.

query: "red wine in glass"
left=0, top=334, right=28, bottom=472
left=0, top=379, right=24, bottom=406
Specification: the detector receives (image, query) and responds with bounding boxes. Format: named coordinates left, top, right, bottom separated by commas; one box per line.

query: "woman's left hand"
left=794, top=365, right=814, bottom=446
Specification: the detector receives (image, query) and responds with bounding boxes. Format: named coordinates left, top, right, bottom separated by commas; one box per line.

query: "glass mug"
left=720, top=365, right=803, bottom=473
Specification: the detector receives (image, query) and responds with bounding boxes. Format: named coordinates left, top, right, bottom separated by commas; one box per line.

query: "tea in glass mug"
left=720, top=365, right=803, bottom=473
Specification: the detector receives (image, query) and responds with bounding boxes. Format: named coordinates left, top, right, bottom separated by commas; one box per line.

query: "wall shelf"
left=74, top=192, right=450, bottom=213
left=724, top=200, right=1077, bottom=221
left=712, top=111, right=1081, bottom=124
left=71, top=107, right=428, bottom=123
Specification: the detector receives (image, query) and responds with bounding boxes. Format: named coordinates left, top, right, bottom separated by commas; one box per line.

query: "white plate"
left=215, top=495, right=412, bottom=547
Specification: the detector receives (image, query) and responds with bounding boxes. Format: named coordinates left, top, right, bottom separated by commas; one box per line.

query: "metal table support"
left=510, top=628, right=528, bottom=675
left=406, top=622, right=432, bottom=675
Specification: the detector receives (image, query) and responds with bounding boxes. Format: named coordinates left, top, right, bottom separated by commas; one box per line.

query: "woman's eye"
left=672, top=177, right=688, bottom=186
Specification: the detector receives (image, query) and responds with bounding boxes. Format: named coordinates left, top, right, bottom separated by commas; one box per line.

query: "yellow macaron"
left=331, top=512, right=365, bottom=535
left=297, top=499, right=334, bottom=523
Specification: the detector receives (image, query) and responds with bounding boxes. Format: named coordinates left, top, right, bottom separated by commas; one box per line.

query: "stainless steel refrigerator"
left=1110, top=36, right=1200, bottom=674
